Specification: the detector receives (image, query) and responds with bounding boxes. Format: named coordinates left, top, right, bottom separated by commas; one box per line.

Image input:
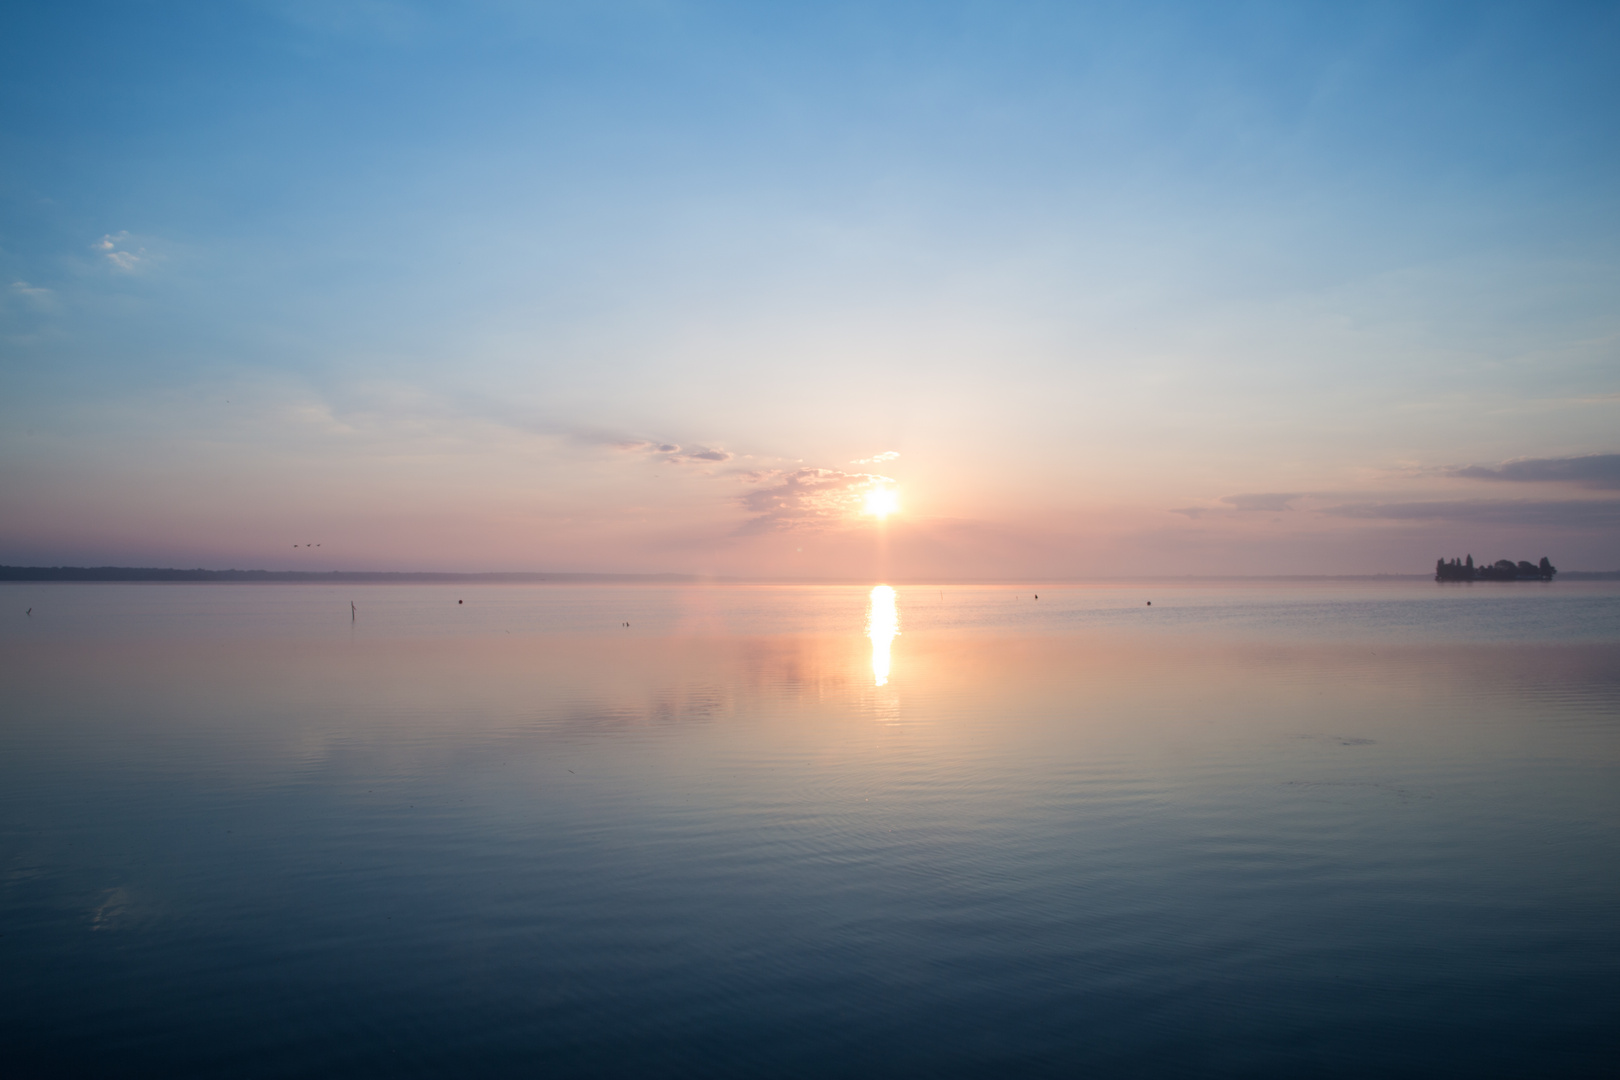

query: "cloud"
left=1449, top=454, right=1620, bottom=490
left=1172, top=492, right=1300, bottom=517
left=1319, top=499, right=1620, bottom=528
left=96, top=232, right=147, bottom=272
left=852, top=451, right=900, bottom=464
left=8, top=280, right=57, bottom=311
left=1222, top=493, right=1300, bottom=512
left=738, top=467, right=893, bottom=532
left=616, top=441, right=733, bottom=464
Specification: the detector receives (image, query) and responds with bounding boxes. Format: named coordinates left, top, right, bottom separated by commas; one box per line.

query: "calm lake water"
left=3, top=581, right=1618, bottom=1078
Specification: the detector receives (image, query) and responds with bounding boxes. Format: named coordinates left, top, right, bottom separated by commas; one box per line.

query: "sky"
left=2, top=0, right=1618, bottom=577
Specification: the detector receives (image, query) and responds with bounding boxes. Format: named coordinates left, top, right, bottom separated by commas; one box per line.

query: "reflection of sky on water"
left=2, top=585, right=1618, bottom=1076
left=5, top=581, right=1620, bottom=646
left=867, top=585, right=899, bottom=686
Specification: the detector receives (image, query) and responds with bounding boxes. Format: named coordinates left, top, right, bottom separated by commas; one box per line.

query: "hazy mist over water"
left=3, top=582, right=1617, bottom=1077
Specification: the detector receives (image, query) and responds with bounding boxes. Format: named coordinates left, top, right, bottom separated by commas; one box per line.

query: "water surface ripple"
left=2, top=582, right=1617, bottom=1077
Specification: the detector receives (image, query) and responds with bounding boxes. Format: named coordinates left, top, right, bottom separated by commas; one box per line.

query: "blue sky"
left=3, top=1, right=1618, bottom=575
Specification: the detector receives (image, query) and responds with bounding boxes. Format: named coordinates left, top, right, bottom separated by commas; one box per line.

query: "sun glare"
left=863, top=487, right=899, bottom=519
left=867, top=585, right=899, bottom=686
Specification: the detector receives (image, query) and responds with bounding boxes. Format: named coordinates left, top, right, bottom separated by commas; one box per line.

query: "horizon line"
left=5, top=564, right=1619, bottom=584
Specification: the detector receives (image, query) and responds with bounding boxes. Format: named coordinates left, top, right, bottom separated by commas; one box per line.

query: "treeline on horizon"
left=1436, top=555, right=1556, bottom=582
left=4, top=563, right=1617, bottom=583
left=0, top=566, right=697, bottom=584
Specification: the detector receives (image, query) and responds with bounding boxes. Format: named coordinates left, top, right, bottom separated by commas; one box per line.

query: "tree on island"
left=1435, top=554, right=1556, bottom=581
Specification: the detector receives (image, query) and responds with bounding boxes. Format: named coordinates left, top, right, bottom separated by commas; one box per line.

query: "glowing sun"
left=863, top=487, right=900, bottom=519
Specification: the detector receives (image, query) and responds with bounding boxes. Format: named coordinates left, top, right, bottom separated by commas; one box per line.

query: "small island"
left=1435, top=555, right=1557, bottom=582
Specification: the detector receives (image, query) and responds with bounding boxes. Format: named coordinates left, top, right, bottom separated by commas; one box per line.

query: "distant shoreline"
left=5, top=565, right=1619, bottom=584
left=0, top=566, right=698, bottom=584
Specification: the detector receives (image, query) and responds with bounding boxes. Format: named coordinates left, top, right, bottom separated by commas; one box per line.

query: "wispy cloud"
left=8, top=280, right=57, bottom=311
left=1172, top=492, right=1300, bottom=517
left=852, top=451, right=900, bottom=465
left=96, top=232, right=147, bottom=272
left=1222, top=493, right=1299, bottom=512
left=1320, top=499, right=1620, bottom=528
left=618, top=441, right=734, bottom=465
left=1448, top=454, right=1620, bottom=490
left=738, top=467, right=894, bottom=533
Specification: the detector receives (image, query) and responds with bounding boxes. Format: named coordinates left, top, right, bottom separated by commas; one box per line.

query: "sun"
left=863, top=486, right=899, bottom=519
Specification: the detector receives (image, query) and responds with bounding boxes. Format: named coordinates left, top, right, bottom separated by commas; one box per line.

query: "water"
left=3, top=582, right=1617, bottom=1077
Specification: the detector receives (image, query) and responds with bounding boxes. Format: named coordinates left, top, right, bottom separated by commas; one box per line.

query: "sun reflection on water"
left=866, top=585, right=899, bottom=686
